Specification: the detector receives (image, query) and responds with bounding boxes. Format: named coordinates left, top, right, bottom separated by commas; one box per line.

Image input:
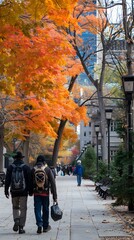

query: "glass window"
left=89, top=122, right=91, bottom=127
left=110, top=120, right=117, bottom=131
left=110, top=150, right=117, bottom=161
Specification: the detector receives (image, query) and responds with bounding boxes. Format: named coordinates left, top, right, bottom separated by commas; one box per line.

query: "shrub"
left=81, top=146, right=96, bottom=179
left=94, top=160, right=107, bottom=182
left=110, top=147, right=134, bottom=211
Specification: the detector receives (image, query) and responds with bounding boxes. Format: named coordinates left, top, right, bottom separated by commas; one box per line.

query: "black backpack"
left=11, top=163, right=26, bottom=193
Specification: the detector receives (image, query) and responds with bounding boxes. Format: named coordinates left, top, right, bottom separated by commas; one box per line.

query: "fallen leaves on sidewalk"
left=108, top=205, right=134, bottom=236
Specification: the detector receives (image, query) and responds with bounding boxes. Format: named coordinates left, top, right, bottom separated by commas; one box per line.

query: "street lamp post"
left=105, top=109, right=113, bottom=175
left=122, top=76, right=134, bottom=174
left=122, top=75, right=134, bottom=211
left=95, top=124, right=100, bottom=174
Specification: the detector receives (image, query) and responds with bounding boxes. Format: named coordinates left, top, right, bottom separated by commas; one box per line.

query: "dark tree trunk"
left=52, top=120, right=67, bottom=166
left=128, top=198, right=134, bottom=212
left=0, top=121, right=4, bottom=171
left=23, top=135, right=30, bottom=165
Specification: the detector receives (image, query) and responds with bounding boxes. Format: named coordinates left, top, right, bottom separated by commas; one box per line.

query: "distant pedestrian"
left=62, top=165, right=66, bottom=176
left=69, top=165, right=73, bottom=175
left=30, top=155, right=57, bottom=234
left=4, top=151, right=31, bottom=234
left=74, top=160, right=83, bottom=186
left=72, top=165, right=76, bottom=175
left=56, top=164, right=61, bottom=174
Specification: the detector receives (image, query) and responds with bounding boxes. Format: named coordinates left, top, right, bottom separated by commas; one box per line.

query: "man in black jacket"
left=4, top=151, right=31, bottom=234
left=31, top=155, right=57, bottom=234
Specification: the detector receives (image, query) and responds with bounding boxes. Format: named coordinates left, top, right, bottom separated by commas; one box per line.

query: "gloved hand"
left=53, top=199, right=58, bottom=205
left=5, top=191, right=9, bottom=199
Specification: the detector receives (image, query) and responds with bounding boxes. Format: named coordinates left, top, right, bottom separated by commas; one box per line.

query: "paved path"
left=0, top=175, right=131, bottom=240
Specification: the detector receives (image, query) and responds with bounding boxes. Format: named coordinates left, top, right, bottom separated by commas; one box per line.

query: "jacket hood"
left=36, top=155, right=46, bottom=163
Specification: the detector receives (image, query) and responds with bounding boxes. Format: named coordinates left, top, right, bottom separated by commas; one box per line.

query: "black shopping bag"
left=51, top=204, right=63, bottom=221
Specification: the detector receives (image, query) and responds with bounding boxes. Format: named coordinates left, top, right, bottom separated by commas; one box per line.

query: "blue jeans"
left=34, top=195, right=49, bottom=228
left=77, top=175, right=82, bottom=186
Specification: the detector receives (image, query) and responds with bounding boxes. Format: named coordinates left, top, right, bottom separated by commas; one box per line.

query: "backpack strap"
left=11, top=163, right=25, bottom=168
left=34, top=163, right=47, bottom=170
left=43, top=164, right=47, bottom=171
left=11, top=163, right=16, bottom=168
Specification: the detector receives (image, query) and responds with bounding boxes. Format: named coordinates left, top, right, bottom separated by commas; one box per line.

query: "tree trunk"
left=0, top=122, right=4, bottom=171
left=122, top=0, right=133, bottom=75
left=52, top=119, right=67, bottom=166
left=23, top=135, right=30, bottom=165
left=128, top=198, right=134, bottom=211
left=97, top=89, right=107, bottom=163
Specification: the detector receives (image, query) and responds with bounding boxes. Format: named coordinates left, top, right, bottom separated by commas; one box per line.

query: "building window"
left=110, top=150, right=117, bottom=161
left=110, top=40, right=126, bottom=50
left=110, top=120, right=117, bottom=132
left=89, top=131, right=91, bottom=135
left=84, top=132, right=86, bottom=136
left=89, top=122, right=91, bottom=127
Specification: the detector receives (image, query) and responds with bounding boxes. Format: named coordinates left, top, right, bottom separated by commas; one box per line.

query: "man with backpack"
left=30, top=155, right=57, bottom=234
left=4, top=151, right=31, bottom=234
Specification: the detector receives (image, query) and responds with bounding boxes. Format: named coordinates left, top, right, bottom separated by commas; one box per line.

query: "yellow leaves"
left=0, top=0, right=78, bottom=31
left=25, top=0, right=48, bottom=22
left=45, top=0, right=78, bottom=27
left=0, top=0, right=25, bottom=27
left=0, top=76, right=15, bottom=96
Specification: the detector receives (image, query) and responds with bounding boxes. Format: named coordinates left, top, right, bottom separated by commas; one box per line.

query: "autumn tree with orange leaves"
left=0, top=0, right=89, bottom=170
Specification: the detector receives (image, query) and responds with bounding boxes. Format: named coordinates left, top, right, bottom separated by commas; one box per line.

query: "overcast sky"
left=107, top=0, right=133, bottom=24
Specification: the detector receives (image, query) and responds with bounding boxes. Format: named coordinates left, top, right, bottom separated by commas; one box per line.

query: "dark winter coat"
left=4, top=159, right=32, bottom=197
left=31, top=162, right=57, bottom=202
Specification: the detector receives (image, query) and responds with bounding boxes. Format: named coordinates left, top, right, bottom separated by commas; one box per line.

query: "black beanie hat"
left=36, top=155, right=46, bottom=163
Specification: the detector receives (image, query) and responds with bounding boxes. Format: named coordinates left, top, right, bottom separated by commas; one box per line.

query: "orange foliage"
left=1, top=0, right=96, bottom=141
left=1, top=25, right=75, bottom=93
left=71, top=0, right=106, bottom=35
left=0, top=23, right=88, bottom=138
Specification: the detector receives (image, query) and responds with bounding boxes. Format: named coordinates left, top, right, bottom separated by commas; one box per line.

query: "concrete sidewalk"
left=0, top=175, right=131, bottom=240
